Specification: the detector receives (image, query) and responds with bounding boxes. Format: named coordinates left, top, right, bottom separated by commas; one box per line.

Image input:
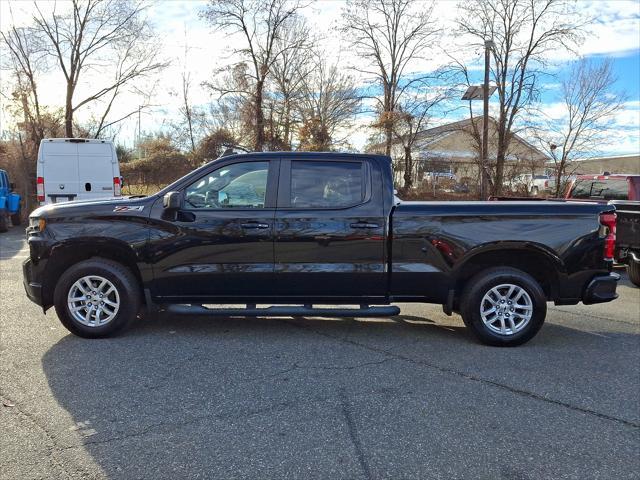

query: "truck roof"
left=41, top=138, right=114, bottom=145
left=210, top=150, right=391, bottom=161
left=575, top=174, right=640, bottom=180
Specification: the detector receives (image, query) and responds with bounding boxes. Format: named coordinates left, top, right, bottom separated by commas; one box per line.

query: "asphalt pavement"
left=1, top=226, right=639, bottom=480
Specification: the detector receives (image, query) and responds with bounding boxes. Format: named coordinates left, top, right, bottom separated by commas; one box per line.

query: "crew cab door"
left=272, top=157, right=387, bottom=299
left=149, top=159, right=278, bottom=301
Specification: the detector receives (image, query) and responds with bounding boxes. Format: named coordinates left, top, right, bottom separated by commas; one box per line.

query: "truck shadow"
left=40, top=315, right=638, bottom=479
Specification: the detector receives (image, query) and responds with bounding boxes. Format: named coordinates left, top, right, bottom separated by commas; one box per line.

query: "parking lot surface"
left=1, top=226, right=639, bottom=479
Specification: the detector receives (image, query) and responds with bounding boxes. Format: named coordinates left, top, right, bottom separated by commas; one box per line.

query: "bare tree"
left=457, top=0, right=583, bottom=195
left=533, top=58, right=624, bottom=196
left=297, top=54, right=361, bottom=151
left=202, top=0, right=307, bottom=151
left=268, top=18, right=312, bottom=150
left=391, top=83, right=449, bottom=192
left=31, top=0, right=166, bottom=137
left=341, top=0, right=440, bottom=156
left=1, top=25, right=47, bottom=144
left=169, top=32, right=205, bottom=153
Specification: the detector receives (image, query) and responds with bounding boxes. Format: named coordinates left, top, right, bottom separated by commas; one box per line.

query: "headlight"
left=29, top=217, right=46, bottom=232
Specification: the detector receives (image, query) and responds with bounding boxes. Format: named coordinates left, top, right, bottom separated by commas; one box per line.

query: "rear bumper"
left=22, top=258, right=44, bottom=307
left=582, top=272, right=620, bottom=305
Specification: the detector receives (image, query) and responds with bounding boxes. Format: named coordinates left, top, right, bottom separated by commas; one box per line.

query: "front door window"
left=185, top=161, right=269, bottom=209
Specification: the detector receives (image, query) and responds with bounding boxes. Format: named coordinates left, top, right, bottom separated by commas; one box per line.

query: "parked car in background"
left=37, top=138, right=121, bottom=206
left=424, top=171, right=457, bottom=181
left=0, top=169, right=22, bottom=232
left=566, top=173, right=640, bottom=286
left=24, top=152, right=619, bottom=346
left=507, top=174, right=550, bottom=195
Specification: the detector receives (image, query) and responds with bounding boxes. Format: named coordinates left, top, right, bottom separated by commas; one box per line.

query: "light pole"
left=482, top=39, right=493, bottom=199
left=461, top=39, right=495, bottom=200
left=462, top=40, right=497, bottom=200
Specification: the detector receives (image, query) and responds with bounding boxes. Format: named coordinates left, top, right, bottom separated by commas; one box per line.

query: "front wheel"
left=460, top=267, right=547, bottom=347
left=54, top=258, right=141, bottom=338
left=628, top=260, right=640, bottom=287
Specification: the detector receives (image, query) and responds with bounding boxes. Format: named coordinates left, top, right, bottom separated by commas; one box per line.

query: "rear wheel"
left=0, top=210, right=8, bottom=233
left=11, top=209, right=21, bottom=226
left=54, top=258, right=141, bottom=338
left=628, top=260, right=640, bottom=288
left=460, top=267, right=547, bottom=347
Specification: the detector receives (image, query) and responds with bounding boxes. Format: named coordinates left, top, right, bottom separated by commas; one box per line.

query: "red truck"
left=566, top=174, right=640, bottom=286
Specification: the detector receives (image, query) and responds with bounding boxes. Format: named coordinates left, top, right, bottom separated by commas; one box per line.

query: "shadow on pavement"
left=41, top=313, right=639, bottom=479
left=0, top=227, right=27, bottom=260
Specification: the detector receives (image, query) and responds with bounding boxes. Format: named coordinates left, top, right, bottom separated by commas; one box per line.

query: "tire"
left=628, top=260, right=640, bottom=288
left=531, top=186, right=539, bottom=196
left=0, top=210, right=8, bottom=233
left=460, top=267, right=547, bottom=347
left=54, top=258, right=141, bottom=338
left=11, top=210, right=21, bottom=226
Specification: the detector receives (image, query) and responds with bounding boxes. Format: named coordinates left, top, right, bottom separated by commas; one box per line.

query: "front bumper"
left=23, top=258, right=44, bottom=307
left=582, top=272, right=620, bottom=305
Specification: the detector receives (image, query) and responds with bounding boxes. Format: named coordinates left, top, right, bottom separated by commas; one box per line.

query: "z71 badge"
left=113, top=205, right=144, bottom=212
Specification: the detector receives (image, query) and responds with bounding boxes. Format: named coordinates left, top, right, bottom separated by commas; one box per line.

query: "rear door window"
left=570, top=179, right=629, bottom=200
left=289, top=161, right=365, bottom=208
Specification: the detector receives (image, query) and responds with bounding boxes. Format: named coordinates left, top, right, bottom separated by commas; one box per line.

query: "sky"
left=1, top=0, right=639, bottom=157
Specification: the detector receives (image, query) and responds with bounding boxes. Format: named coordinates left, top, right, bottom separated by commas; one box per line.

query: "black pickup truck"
left=23, top=152, right=619, bottom=346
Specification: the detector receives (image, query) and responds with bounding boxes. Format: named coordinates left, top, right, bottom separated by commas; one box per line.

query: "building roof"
left=573, top=153, right=640, bottom=162
left=413, top=117, right=547, bottom=159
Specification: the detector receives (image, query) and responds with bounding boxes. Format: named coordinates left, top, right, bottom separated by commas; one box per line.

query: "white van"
left=37, top=138, right=121, bottom=205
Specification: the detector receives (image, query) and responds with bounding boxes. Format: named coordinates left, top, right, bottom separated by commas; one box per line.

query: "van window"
left=570, top=179, right=629, bottom=200
left=290, top=161, right=364, bottom=208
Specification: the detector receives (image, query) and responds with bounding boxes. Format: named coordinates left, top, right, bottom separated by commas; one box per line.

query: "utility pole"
left=138, top=105, right=142, bottom=159
left=481, top=39, right=493, bottom=200
left=461, top=39, right=496, bottom=200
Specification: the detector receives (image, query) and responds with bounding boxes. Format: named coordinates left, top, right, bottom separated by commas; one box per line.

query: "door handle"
left=240, top=222, right=270, bottom=229
left=350, top=222, right=380, bottom=229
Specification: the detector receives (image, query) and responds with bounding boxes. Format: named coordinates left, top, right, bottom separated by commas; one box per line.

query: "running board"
left=165, top=304, right=400, bottom=318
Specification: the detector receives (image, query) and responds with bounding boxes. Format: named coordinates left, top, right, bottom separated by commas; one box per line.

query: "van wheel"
left=628, top=260, right=640, bottom=287
left=0, top=210, right=8, bottom=233
left=11, top=210, right=21, bottom=226
left=460, top=267, right=547, bottom=347
left=54, top=258, right=141, bottom=338
left=531, top=186, right=539, bottom=196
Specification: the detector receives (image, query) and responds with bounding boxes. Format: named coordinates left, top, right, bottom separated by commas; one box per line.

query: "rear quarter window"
left=570, top=179, right=629, bottom=200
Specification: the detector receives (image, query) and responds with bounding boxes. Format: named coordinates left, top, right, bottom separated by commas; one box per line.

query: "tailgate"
left=613, top=201, right=640, bottom=248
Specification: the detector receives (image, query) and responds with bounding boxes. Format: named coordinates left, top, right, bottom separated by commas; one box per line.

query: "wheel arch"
left=42, top=239, right=144, bottom=309
left=452, top=242, right=565, bottom=303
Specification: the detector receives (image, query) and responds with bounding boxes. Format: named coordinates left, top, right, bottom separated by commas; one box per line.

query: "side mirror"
left=163, top=191, right=182, bottom=210
left=10, top=182, right=15, bottom=190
